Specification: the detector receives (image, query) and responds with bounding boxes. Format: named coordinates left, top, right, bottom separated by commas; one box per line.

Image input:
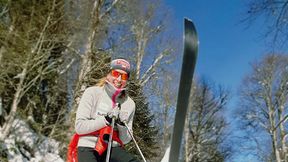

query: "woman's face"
left=106, top=69, right=128, bottom=89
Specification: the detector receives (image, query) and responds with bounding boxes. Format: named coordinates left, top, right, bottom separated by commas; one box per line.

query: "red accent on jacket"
left=67, top=126, right=123, bottom=162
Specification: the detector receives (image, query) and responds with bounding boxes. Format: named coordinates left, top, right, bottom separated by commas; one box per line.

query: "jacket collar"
left=104, top=81, right=127, bottom=105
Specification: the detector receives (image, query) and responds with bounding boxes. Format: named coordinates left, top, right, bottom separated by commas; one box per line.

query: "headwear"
left=111, top=59, right=131, bottom=74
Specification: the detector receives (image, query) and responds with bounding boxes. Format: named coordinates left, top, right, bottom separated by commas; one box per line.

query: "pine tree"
left=126, top=79, right=160, bottom=160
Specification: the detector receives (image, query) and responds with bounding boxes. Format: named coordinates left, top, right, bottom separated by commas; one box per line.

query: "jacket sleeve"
left=75, top=88, right=107, bottom=134
left=116, top=101, right=135, bottom=144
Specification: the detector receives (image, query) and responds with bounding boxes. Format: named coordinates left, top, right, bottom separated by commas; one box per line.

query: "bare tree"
left=131, top=2, right=175, bottom=86
left=150, top=69, right=178, bottom=155
left=243, top=0, right=288, bottom=49
left=237, top=54, right=288, bottom=162
left=106, top=0, right=177, bottom=86
left=184, top=78, right=231, bottom=162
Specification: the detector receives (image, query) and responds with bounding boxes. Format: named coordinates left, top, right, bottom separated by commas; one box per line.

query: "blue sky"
left=164, top=0, right=274, bottom=161
left=165, top=0, right=268, bottom=91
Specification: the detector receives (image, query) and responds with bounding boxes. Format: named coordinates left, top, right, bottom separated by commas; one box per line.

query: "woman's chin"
left=113, top=84, right=122, bottom=89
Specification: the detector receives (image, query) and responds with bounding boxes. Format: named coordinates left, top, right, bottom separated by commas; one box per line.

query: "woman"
left=68, top=58, right=138, bottom=162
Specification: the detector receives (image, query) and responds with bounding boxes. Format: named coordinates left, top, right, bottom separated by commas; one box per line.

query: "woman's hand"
left=105, top=107, right=120, bottom=125
left=119, top=110, right=129, bottom=123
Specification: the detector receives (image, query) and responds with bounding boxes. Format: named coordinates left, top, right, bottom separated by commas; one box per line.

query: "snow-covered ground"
left=1, top=119, right=64, bottom=162
left=161, top=146, right=170, bottom=162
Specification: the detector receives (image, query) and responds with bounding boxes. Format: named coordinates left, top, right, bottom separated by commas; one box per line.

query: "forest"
left=0, top=0, right=287, bottom=162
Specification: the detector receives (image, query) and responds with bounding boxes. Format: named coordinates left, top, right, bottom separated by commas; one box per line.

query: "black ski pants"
left=77, top=146, right=139, bottom=162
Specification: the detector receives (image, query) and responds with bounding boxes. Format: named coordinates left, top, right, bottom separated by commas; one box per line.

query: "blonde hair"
left=96, top=77, right=107, bottom=87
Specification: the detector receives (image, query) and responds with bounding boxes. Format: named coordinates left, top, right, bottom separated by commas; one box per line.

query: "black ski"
left=168, top=18, right=198, bottom=162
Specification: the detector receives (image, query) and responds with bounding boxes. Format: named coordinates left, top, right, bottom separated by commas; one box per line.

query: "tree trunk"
left=279, top=105, right=286, bottom=161
left=268, top=106, right=281, bottom=162
left=69, top=0, right=102, bottom=122
left=135, top=27, right=146, bottom=80
left=0, top=64, right=27, bottom=141
left=0, top=0, right=55, bottom=140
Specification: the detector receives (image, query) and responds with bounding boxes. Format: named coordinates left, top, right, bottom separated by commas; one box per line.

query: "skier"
left=67, top=58, right=139, bottom=162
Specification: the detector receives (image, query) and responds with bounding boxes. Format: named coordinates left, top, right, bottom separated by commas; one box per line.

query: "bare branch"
left=274, top=114, right=288, bottom=130
left=140, top=72, right=156, bottom=86
left=140, top=49, right=171, bottom=84
left=99, top=0, right=120, bottom=20
left=59, top=58, right=75, bottom=75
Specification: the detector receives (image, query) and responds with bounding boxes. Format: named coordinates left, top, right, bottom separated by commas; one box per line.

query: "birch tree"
left=184, top=79, right=231, bottom=162
left=0, top=0, right=69, bottom=140
left=150, top=69, right=178, bottom=151
left=106, top=0, right=177, bottom=86
left=131, top=2, right=175, bottom=86
left=237, top=54, right=288, bottom=162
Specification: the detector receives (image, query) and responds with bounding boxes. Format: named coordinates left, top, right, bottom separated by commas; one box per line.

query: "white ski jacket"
left=75, top=84, right=135, bottom=148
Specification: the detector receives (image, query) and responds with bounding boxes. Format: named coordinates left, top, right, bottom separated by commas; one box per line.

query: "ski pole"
left=123, top=122, right=147, bottom=162
left=105, top=113, right=117, bottom=162
left=105, top=117, right=115, bottom=162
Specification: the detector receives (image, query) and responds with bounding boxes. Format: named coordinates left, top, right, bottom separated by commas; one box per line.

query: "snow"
left=161, top=146, right=170, bottom=162
left=3, top=119, right=64, bottom=162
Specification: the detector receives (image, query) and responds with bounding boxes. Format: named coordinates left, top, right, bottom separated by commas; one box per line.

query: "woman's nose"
left=116, top=75, right=122, bottom=81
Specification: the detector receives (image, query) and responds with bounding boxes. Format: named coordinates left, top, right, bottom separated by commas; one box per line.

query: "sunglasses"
left=111, top=70, right=129, bottom=80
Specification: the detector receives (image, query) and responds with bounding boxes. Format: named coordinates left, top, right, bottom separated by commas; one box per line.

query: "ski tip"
left=183, top=18, right=197, bottom=33
left=184, top=17, right=193, bottom=23
left=183, top=17, right=198, bottom=57
left=184, top=17, right=198, bottom=41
